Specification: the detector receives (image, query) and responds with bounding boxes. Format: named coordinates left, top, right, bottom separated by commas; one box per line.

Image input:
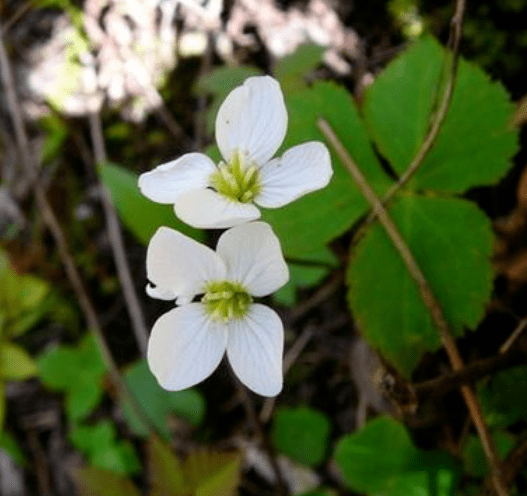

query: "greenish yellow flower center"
left=209, top=149, right=261, bottom=203
left=202, top=280, right=252, bottom=322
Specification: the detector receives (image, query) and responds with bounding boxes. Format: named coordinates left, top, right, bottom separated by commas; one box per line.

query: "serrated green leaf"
left=71, top=467, right=141, bottom=496
left=272, top=406, right=331, bottom=466
left=148, top=436, right=188, bottom=496
left=184, top=450, right=242, bottom=496
left=262, top=81, right=392, bottom=258
left=463, top=431, right=515, bottom=478
left=1, top=343, right=38, bottom=380
left=479, top=366, right=527, bottom=428
left=363, top=37, right=444, bottom=174
left=275, top=44, right=326, bottom=93
left=347, top=195, right=493, bottom=377
left=334, top=417, right=457, bottom=496
left=363, top=36, right=518, bottom=193
left=123, top=359, right=206, bottom=440
left=97, top=161, right=204, bottom=246
left=410, top=53, right=518, bottom=193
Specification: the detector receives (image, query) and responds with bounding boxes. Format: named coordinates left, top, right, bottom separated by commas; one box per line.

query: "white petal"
left=255, top=142, right=333, bottom=208
left=147, top=226, right=225, bottom=300
left=174, top=189, right=261, bottom=229
left=226, top=304, right=283, bottom=397
left=138, top=153, right=217, bottom=204
left=146, top=283, right=177, bottom=301
left=215, top=76, right=288, bottom=166
left=216, top=222, right=288, bottom=297
left=147, top=304, right=228, bottom=391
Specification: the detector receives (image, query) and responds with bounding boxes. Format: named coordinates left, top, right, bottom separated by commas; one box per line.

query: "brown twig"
left=363, top=0, right=467, bottom=226
left=0, top=32, right=152, bottom=435
left=235, top=383, right=288, bottom=496
left=318, top=118, right=509, bottom=496
left=88, top=112, right=149, bottom=356
left=414, top=347, right=527, bottom=397
left=500, top=317, right=527, bottom=355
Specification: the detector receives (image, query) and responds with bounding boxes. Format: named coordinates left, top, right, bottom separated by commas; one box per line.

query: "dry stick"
left=236, top=385, right=288, bottom=496
left=318, top=118, right=509, bottom=496
left=363, top=0, right=467, bottom=226
left=0, top=34, right=152, bottom=435
left=88, top=113, right=149, bottom=356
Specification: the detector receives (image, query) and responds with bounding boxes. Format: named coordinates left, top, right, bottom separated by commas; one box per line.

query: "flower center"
left=209, top=149, right=261, bottom=203
left=202, top=280, right=252, bottom=322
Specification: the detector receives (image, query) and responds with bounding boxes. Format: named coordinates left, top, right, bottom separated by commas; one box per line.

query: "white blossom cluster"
left=140, top=76, right=332, bottom=396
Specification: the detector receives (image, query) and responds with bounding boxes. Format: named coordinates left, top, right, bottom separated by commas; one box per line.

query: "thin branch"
left=88, top=112, right=149, bottom=356
left=363, top=0, right=467, bottom=227
left=235, top=383, right=287, bottom=496
left=414, top=347, right=527, bottom=397
left=318, top=118, right=509, bottom=496
left=499, top=317, right=527, bottom=355
left=0, top=32, right=152, bottom=435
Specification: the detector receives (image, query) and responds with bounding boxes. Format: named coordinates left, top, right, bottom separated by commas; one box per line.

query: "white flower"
left=146, top=221, right=289, bottom=397
left=138, top=75, right=333, bottom=228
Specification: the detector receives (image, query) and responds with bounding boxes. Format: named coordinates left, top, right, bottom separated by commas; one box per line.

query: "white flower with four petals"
left=146, top=222, right=289, bottom=396
left=139, top=75, right=333, bottom=228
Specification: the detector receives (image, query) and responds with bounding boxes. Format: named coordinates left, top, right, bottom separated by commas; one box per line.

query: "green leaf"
left=38, top=334, right=106, bottom=420
left=71, top=467, right=141, bottom=496
left=463, top=431, right=515, bottom=478
left=347, top=195, right=493, bottom=377
left=185, top=450, right=242, bottom=496
left=1, top=343, right=38, bottom=380
left=334, top=416, right=457, bottom=496
left=363, top=36, right=518, bottom=193
left=479, top=366, right=527, bottom=428
left=70, top=421, right=140, bottom=475
left=363, top=36, right=444, bottom=175
left=97, top=161, right=204, bottom=246
left=262, top=81, right=392, bottom=258
left=66, top=379, right=104, bottom=421
left=275, top=44, right=326, bottom=93
left=410, top=52, right=518, bottom=193
left=148, top=436, right=188, bottom=495
left=0, top=382, right=4, bottom=429
left=271, top=406, right=331, bottom=466
left=123, top=359, right=206, bottom=440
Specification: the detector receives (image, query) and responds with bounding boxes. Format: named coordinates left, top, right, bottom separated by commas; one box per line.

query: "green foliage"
left=463, top=431, right=515, bottom=478
left=0, top=250, right=46, bottom=429
left=274, top=44, right=326, bottom=93
left=271, top=406, right=331, bottom=466
left=263, top=81, right=392, bottom=259
left=148, top=437, right=242, bottom=496
left=334, top=417, right=458, bottom=495
left=72, top=437, right=241, bottom=496
left=97, top=161, right=204, bottom=246
left=362, top=36, right=518, bottom=191
left=0, top=431, right=27, bottom=467
left=348, top=196, right=493, bottom=376
left=72, top=467, right=141, bottom=496
left=479, top=366, right=527, bottom=428
left=123, top=359, right=206, bottom=440
left=344, top=36, right=518, bottom=376
left=70, top=421, right=141, bottom=475
left=38, top=333, right=106, bottom=421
